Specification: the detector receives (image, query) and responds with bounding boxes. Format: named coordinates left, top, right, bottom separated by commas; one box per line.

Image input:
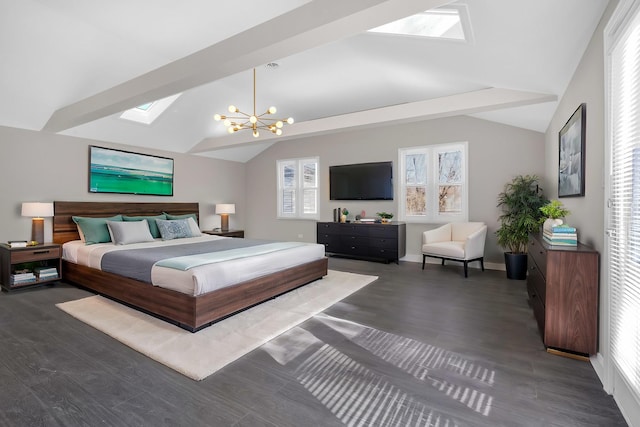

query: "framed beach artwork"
left=89, top=146, right=174, bottom=196
left=558, top=103, right=586, bottom=197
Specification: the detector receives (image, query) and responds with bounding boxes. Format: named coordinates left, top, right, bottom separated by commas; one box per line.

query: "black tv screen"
left=330, top=161, right=393, bottom=200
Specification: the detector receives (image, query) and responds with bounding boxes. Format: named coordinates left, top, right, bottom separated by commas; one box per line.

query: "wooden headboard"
left=53, top=201, right=200, bottom=244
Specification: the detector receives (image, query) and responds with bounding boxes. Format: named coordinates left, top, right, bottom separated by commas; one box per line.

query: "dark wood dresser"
left=527, top=233, right=599, bottom=356
left=316, top=221, right=406, bottom=263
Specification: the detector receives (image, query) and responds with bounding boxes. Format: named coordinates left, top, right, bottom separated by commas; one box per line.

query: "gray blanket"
left=101, top=238, right=272, bottom=284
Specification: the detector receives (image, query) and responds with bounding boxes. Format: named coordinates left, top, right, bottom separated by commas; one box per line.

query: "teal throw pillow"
left=164, top=212, right=198, bottom=222
left=72, top=215, right=123, bottom=245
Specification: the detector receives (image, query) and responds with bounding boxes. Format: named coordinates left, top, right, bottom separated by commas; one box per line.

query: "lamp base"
left=220, top=214, right=230, bottom=232
left=31, top=218, right=44, bottom=245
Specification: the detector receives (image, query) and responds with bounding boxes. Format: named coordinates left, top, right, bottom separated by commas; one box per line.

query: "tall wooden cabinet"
left=527, top=233, right=599, bottom=356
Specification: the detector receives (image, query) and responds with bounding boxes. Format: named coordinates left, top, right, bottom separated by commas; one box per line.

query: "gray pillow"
left=107, top=219, right=155, bottom=245
left=156, top=219, right=192, bottom=240
left=122, top=214, right=166, bottom=238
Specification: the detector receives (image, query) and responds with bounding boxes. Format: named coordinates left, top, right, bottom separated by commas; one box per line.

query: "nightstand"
left=202, top=229, right=245, bottom=238
left=0, top=243, right=62, bottom=291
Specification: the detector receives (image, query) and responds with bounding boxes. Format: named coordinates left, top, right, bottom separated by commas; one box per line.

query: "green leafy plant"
left=376, top=212, right=394, bottom=220
left=341, top=208, right=349, bottom=216
left=496, top=175, right=548, bottom=254
left=539, top=199, right=570, bottom=220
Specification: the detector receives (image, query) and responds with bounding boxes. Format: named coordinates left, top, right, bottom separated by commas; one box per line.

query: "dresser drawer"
left=527, top=254, right=546, bottom=306
left=369, top=247, right=397, bottom=260
left=528, top=236, right=547, bottom=279
left=369, top=225, right=397, bottom=238
left=369, top=237, right=397, bottom=249
left=317, top=233, right=340, bottom=246
left=11, top=246, right=62, bottom=263
left=317, top=222, right=341, bottom=234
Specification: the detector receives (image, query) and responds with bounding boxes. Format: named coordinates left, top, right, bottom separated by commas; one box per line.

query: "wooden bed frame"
left=53, top=201, right=328, bottom=332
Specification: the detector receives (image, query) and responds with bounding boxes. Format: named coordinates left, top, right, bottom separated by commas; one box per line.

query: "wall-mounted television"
left=89, top=145, right=174, bottom=196
left=330, top=161, right=393, bottom=200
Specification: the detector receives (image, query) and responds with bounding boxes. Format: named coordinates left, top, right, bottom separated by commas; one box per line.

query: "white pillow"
left=106, top=219, right=154, bottom=245
left=187, top=216, right=202, bottom=237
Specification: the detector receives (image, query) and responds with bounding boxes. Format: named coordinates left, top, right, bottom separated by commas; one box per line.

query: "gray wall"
left=0, top=126, right=246, bottom=242
left=245, top=115, right=545, bottom=265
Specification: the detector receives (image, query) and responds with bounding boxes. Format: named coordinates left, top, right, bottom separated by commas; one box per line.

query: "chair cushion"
left=422, top=241, right=466, bottom=259
left=451, top=222, right=485, bottom=241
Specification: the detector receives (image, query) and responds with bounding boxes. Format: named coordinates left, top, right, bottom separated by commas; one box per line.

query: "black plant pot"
left=504, top=252, right=528, bottom=280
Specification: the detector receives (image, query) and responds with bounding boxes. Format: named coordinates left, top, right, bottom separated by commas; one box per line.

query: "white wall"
left=542, top=0, right=640, bottom=425
left=245, top=115, right=545, bottom=265
left=0, top=125, right=246, bottom=242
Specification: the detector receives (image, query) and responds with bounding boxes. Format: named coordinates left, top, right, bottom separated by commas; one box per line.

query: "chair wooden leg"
left=422, top=255, right=426, bottom=270
left=441, top=259, right=445, bottom=266
left=464, top=261, right=468, bottom=277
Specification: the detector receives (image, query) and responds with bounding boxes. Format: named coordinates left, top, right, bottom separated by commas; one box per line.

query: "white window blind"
left=609, top=7, right=640, bottom=401
left=277, top=157, right=319, bottom=219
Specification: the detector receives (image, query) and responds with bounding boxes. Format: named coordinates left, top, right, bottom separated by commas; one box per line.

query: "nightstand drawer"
left=11, top=246, right=62, bottom=263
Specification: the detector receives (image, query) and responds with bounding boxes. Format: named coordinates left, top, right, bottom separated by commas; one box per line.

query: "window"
left=368, top=5, right=472, bottom=43
left=608, top=4, right=640, bottom=402
left=277, top=157, right=319, bottom=219
left=119, top=93, right=181, bottom=125
left=398, top=142, right=468, bottom=223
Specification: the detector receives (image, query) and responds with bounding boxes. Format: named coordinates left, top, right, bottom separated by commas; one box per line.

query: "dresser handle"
left=33, top=250, right=50, bottom=255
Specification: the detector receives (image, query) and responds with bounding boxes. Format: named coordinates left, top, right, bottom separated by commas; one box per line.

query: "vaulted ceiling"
left=0, top=0, right=609, bottom=162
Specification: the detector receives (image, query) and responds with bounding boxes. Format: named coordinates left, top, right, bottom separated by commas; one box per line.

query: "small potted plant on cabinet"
left=539, top=199, right=570, bottom=232
left=496, top=175, right=548, bottom=280
left=376, top=212, right=394, bottom=223
left=340, top=208, right=349, bottom=223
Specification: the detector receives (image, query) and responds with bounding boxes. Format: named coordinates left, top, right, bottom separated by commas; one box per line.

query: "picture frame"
left=558, top=103, right=586, bottom=197
left=89, top=145, right=174, bottom=196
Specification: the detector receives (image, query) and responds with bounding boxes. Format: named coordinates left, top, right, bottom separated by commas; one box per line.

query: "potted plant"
left=340, top=208, right=349, bottom=223
left=496, top=175, right=548, bottom=279
left=539, top=199, right=570, bottom=232
left=376, top=212, right=394, bottom=223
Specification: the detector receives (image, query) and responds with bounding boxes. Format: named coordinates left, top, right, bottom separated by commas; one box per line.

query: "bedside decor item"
left=214, top=67, right=294, bottom=138
left=215, top=203, right=235, bottom=231
left=558, top=103, right=586, bottom=197
left=340, top=208, right=349, bottom=223
left=540, top=199, right=570, bottom=232
left=496, top=175, right=548, bottom=280
left=376, top=212, right=394, bottom=223
left=21, top=202, right=54, bottom=245
left=89, top=146, right=174, bottom=196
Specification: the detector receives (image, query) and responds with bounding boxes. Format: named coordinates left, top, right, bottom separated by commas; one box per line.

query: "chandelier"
left=214, top=68, right=294, bottom=138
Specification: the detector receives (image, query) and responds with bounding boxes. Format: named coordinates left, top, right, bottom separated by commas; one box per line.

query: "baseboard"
left=401, top=254, right=505, bottom=271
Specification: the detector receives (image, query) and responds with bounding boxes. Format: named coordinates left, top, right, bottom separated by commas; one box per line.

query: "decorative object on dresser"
left=527, top=233, right=598, bottom=358
left=421, top=222, right=487, bottom=278
left=376, top=212, right=394, bottom=223
left=317, top=221, right=406, bottom=264
left=21, top=202, right=54, bottom=245
left=215, top=203, right=235, bottom=231
left=539, top=199, right=570, bottom=233
left=0, top=243, right=62, bottom=291
left=496, top=175, right=548, bottom=280
left=202, top=229, right=244, bottom=238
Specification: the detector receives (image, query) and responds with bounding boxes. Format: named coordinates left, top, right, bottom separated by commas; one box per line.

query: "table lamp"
left=21, top=202, right=54, bottom=245
left=215, top=204, right=235, bottom=232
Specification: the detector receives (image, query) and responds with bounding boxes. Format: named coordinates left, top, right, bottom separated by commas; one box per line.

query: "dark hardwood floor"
left=0, top=258, right=627, bottom=426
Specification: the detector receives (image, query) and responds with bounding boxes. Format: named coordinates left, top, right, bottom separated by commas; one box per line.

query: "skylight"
left=368, top=6, right=470, bottom=42
left=120, top=94, right=181, bottom=125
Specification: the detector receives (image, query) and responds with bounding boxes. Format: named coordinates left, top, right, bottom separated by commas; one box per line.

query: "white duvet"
left=62, top=235, right=326, bottom=296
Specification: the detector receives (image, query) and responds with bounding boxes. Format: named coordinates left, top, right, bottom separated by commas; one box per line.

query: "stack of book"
left=34, top=266, right=59, bottom=280
left=7, top=240, right=27, bottom=248
left=10, top=271, right=36, bottom=285
left=543, top=225, right=577, bottom=246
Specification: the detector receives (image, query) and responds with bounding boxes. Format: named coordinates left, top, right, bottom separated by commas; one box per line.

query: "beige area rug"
left=56, top=270, right=377, bottom=381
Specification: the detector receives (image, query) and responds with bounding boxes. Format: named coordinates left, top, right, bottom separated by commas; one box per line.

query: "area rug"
left=56, top=270, right=377, bottom=381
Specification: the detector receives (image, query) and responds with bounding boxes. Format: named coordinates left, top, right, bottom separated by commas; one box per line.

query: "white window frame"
left=398, top=142, right=468, bottom=223
left=277, top=157, right=319, bottom=220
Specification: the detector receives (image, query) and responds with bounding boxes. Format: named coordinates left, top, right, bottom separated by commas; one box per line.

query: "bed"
left=53, top=201, right=328, bottom=332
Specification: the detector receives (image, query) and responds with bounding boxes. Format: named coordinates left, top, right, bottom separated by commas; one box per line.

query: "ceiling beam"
left=189, top=88, right=557, bottom=153
left=42, top=0, right=450, bottom=133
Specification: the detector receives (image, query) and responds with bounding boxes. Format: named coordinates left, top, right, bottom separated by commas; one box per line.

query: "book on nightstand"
left=7, top=240, right=28, bottom=248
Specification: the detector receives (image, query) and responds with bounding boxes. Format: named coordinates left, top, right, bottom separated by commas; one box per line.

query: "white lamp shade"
left=215, top=204, right=236, bottom=215
left=21, top=202, right=54, bottom=218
